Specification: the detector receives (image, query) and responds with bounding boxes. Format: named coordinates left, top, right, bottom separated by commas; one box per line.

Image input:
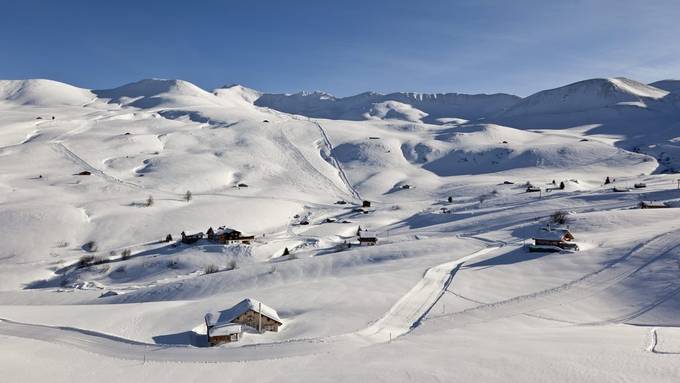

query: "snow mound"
left=365, top=101, right=428, bottom=122
left=94, top=79, right=219, bottom=109
left=256, top=90, right=520, bottom=122
left=502, top=77, right=669, bottom=117
left=0, top=79, right=96, bottom=106
left=214, top=84, right=262, bottom=104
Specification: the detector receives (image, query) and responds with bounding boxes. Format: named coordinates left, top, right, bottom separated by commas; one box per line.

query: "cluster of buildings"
left=180, top=226, right=255, bottom=245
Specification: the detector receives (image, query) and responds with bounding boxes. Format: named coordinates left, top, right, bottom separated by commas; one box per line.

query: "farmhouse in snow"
left=205, top=298, right=283, bottom=346
left=204, top=314, right=242, bottom=345
left=358, top=231, right=378, bottom=246
left=181, top=231, right=204, bottom=244
left=530, top=228, right=579, bottom=252
left=206, top=226, right=255, bottom=244
left=639, top=201, right=669, bottom=209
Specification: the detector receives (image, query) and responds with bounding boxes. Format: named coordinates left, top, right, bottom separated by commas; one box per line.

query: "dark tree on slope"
left=560, top=181, right=565, bottom=190
left=283, top=247, right=290, bottom=256
left=184, top=190, right=192, bottom=202
left=605, top=176, right=611, bottom=185
left=146, top=195, right=154, bottom=207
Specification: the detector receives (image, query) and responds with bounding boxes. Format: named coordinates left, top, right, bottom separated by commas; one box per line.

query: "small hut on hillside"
left=205, top=298, right=283, bottom=346
left=639, top=201, right=669, bottom=209
left=358, top=231, right=378, bottom=246
left=529, top=228, right=579, bottom=252
left=207, top=226, right=255, bottom=244
left=181, top=231, right=204, bottom=244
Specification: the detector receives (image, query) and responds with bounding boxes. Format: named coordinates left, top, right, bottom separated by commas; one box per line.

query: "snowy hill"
left=501, top=77, right=668, bottom=118
left=255, top=90, right=520, bottom=122
left=94, top=78, right=224, bottom=109
left=650, top=79, right=680, bottom=94
left=0, top=79, right=96, bottom=106
left=2, top=76, right=680, bottom=382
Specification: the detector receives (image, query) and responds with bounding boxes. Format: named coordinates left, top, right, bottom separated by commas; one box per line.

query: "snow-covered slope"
left=2, top=76, right=680, bottom=383
left=255, top=90, right=520, bottom=122
left=650, top=79, right=680, bottom=94
left=0, top=79, right=96, bottom=106
left=94, top=78, right=223, bottom=109
left=501, top=77, right=668, bottom=118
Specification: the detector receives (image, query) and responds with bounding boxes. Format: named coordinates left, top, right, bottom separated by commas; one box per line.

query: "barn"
left=205, top=313, right=242, bottom=346
left=358, top=231, right=378, bottom=246
left=207, top=226, right=255, bottom=244
left=530, top=228, right=578, bottom=252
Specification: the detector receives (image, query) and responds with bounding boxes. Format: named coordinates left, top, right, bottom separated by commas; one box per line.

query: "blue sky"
left=1, top=0, right=679, bottom=96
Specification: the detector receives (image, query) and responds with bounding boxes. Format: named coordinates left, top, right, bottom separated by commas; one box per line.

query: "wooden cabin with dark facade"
left=206, top=226, right=256, bottom=244
left=530, top=228, right=579, bottom=252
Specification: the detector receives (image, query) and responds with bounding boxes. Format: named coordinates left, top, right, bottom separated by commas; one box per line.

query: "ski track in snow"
left=425, top=229, right=680, bottom=328
left=0, top=240, right=502, bottom=363
left=310, top=119, right=361, bottom=200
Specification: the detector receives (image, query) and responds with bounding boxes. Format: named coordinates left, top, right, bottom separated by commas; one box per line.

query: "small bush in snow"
left=56, top=241, right=69, bottom=248
left=146, top=195, right=154, bottom=207
left=167, top=260, right=179, bottom=269
left=227, top=259, right=238, bottom=270
left=78, top=255, right=95, bottom=267
left=184, top=190, right=192, bottom=202
left=550, top=210, right=570, bottom=225
left=92, top=255, right=107, bottom=265
left=121, top=249, right=132, bottom=260
left=204, top=264, right=219, bottom=274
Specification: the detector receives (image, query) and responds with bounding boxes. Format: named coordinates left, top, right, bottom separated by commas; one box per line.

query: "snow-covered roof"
left=212, top=298, right=282, bottom=325
left=209, top=322, right=242, bottom=337
left=533, top=228, right=573, bottom=241
left=359, top=231, right=378, bottom=239
left=214, top=226, right=239, bottom=235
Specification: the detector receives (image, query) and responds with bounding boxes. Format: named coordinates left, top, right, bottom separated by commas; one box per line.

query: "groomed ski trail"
left=0, top=242, right=501, bottom=362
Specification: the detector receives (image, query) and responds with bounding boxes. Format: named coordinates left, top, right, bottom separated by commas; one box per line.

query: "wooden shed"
left=358, top=231, right=378, bottom=246
left=207, top=226, right=255, bottom=244
left=530, top=228, right=578, bottom=251
left=181, top=231, right=204, bottom=244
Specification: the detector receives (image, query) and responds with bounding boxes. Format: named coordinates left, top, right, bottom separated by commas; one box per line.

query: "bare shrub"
left=78, top=255, right=95, bottom=267
left=146, top=195, right=154, bottom=207
left=550, top=210, right=570, bottom=225
left=227, top=259, right=238, bottom=270
left=204, top=264, right=219, bottom=274
left=121, top=249, right=132, bottom=260
left=184, top=190, right=192, bottom=202
left=167, top=260, right=179, bottom=269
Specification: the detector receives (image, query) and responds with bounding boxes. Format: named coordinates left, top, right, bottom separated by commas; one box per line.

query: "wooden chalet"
left=639, top=201, right=669, bottom=209
left=205, top=313, right=242, bottom=346
left=205, top=298, right=282, bottom=345
left=206, top=226, right=255, bottom=244
left=358, top=231, right=378, bottom=246
left=181, top=231, right=204, bottom=244
left=530, top=228, right=578, bottom=252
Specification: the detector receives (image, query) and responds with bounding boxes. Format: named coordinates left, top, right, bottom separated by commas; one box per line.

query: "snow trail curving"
left=355, top=245, right=502, bottom=342
left=0, top=241, right=500, bottom=362
left=309, top=119, right=361, bottom=200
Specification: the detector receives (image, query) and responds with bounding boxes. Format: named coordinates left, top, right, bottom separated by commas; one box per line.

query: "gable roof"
left=359, top=231, right=378, bottom=239
left=211, top=298, right=282, bottom=325
left=533, top=228, right=573, bottom=241
left=214, top=226, right=240, bottom=236
left=209, top=322, right=242, bottom=337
